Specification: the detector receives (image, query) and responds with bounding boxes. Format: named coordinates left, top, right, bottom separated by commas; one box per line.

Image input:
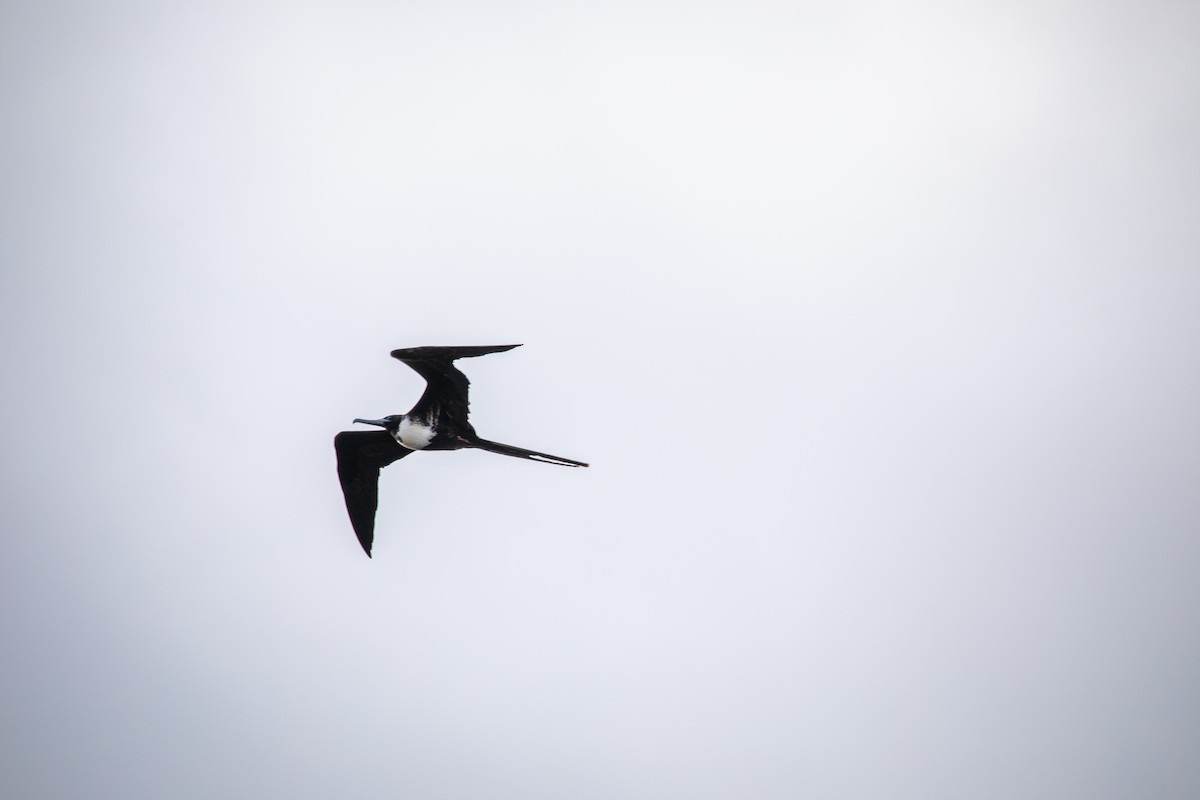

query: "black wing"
left=334, top=430, right=412, bottom=557
left=390, top=344, right=521, bottom=426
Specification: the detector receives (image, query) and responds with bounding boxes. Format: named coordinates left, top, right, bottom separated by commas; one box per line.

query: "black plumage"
left=333, top=430, right=412, bottom=556
left=335, top=344, right=588, bottom=557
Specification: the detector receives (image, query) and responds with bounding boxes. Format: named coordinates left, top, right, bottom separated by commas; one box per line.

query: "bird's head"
left=353, top=414, right=404, bottom=431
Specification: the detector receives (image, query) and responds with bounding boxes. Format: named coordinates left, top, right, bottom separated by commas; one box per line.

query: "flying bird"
left=335, top=344, right=588, bottom=557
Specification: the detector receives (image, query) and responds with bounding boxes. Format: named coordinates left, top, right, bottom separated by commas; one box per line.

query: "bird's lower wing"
left=334, top=430, right=412, bottom=557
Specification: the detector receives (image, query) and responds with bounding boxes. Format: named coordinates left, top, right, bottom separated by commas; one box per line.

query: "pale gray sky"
left=3, top=1, right=1199, bottom=798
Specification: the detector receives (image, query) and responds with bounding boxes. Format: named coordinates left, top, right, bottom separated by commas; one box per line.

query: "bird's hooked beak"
left=353, top=417, right=391, bottom=428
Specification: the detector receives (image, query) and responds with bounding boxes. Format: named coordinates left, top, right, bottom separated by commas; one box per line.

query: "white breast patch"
left=396, top=417, right=435, bottom=450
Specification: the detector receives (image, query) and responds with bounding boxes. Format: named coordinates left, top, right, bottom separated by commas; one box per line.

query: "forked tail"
left=470, top=437, right=589, bottom=468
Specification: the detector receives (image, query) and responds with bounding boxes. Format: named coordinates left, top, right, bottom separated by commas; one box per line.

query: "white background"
left=3, top=1, right=1198, bottom=797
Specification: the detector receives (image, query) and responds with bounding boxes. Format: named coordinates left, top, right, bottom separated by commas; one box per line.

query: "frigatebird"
left=334, top=344, right=588, bottom=557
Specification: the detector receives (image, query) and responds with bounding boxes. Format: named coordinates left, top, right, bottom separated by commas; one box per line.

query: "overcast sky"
left=2, top=1, right=1199, bottom=798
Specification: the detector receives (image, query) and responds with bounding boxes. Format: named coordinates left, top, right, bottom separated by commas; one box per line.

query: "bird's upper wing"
left=334, top=430, right=412, bottom=557
left=390, top=344, right=521, bottom=426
